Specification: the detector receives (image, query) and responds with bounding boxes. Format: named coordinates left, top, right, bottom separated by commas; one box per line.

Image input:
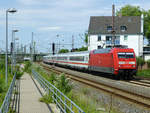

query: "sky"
left=0, top=0, right=149, bottom=53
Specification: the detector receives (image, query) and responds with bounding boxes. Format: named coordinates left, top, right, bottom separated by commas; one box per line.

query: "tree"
left=84, top=32, right=88, bottom=46
left=59, top=49, right=69, bottom=53
left=116, top=5, right=142, bottom=16
left=71, top=46, right=88, bottom=52
left=116, top=5, right=150, bottom=42
left=136, top=57, right=145, bottom=69
left=143, top=10, right=150, bottom=42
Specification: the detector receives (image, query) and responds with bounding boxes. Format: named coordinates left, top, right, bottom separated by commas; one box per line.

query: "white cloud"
left=17, top=0, right=48, bottom=5
left=38, top=26, right=62, bottom=31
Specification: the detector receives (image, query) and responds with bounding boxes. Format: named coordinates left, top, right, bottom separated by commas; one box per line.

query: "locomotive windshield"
left=118, top=52, right=134, bottom=58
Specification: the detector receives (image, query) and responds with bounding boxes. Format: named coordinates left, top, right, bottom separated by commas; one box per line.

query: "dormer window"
left=107, top=26, right=112, bottom=31
left=120, top=26, right=127, bottom=32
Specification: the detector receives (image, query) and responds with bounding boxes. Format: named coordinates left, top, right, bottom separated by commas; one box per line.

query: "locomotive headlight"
left=129, top=62, right=135, bottom=64
left=119, top=61, right=125, bottom=64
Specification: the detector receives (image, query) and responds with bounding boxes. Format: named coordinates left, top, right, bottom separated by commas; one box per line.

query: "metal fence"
left=0, top=73, right=16, bottom=113
left=32, top=70, right=85, bottom=113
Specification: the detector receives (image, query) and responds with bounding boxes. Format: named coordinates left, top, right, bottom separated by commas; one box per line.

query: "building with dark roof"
left=88, top=15, right=144, bottom=56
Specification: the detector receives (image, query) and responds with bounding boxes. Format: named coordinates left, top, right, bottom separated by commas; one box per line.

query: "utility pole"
left=56, top=34, right=60, bottom=53
left=112, top=4, right=115, bottom=47
left=31, top=32, right=33, bottom=62
left=72, top=35, right=74, bottom=51
left=34, top=41, right=36, bottom=54
left=24, top=45, right=26, bottom=54
left=21, top=44, right=23, bottom=54
left=11, top=31, right=14, bottom=75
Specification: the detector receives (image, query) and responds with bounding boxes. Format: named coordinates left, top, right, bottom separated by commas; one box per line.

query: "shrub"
left=16, top=71, right=23, bottom=79
left=0, top=59, right=5, bottom=70
left=147, top=60, right=150, bottom=68
left=136, top=57, right=145, bottom=69
left=56, top=74, right=72, bottom=94
left=48, top=72, right=57, bottom=85
left=24, top=61, right=32, bottom=73
left=0, top=79, right=6, bottom=93
left=39, top=94, right=53, bottom=104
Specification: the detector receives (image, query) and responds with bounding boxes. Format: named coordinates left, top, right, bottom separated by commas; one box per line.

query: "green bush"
left=48, top=72, right=57, bottom=85
left=16, top=71, right=23, bottom=79
left=136, top=57, right=145, bottom=69
left=39, top=94, right=53, bottom=104
left=0, top=78, right=6, bottom=93
left=0, top=59, right=5, bottom=70
left=24, top=61, right=32, bottom=73
left=137, top=69, right=150, bottom=77
left=59, top=49, right=69, bottom=53
left=147, top=60, right=150, bottom=68
left=56, top=74, right=72, bottom=94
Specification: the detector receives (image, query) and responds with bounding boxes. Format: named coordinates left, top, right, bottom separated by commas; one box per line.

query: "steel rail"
left=40, top=63, right=150, bottom=109
left=32, top=70, right=85, bottom=113
left=127, top=80, right=150, bottom=87
left=0, top=73, right=16, bottom=113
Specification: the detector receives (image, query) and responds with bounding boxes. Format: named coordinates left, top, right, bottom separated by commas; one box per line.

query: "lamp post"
left=5, top=8, right=17, bottom=85
left=11, top=29, right=18, bottom=75
left=14, top=37, right=19, bottom=69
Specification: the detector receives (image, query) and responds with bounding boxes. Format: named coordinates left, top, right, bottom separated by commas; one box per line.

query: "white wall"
left=144, top=54, right=150, bottom=61
left=88, top=35, right=106, bottom=51
left=88, top=34, right=143, bottom=56
left=88, top=35, right=97, bottom=51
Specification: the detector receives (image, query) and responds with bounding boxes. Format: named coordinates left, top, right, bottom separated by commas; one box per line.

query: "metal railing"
left=32, top=70, right=85, bottom=113
left=0, top=73, right=16, bottom=113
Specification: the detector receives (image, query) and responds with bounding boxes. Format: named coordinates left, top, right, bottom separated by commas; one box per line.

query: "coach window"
left=98, top=35, right=101, bottom=41
left=70, top=56, right=84, bottom=61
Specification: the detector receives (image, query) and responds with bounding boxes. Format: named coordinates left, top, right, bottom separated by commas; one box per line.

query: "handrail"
left=32, top=70, right=85, bottom=113
left=0, top=73, right=16, bottom=113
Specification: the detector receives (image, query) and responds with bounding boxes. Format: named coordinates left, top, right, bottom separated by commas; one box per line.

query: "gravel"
left=72, top=81, right=150, bottom=113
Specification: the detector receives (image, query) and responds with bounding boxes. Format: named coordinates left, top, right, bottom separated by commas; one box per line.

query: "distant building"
left=88, top=15, right=144, bottom=56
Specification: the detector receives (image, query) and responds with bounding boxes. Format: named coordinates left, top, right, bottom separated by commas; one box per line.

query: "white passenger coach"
left=43, top=51, right=90, bottom=69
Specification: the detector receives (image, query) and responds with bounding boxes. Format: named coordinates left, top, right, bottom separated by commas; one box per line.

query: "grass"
left=137, top=69, right=150, bottom=77
left=39, top=94, right=53, bottom=104
left=0, top=56, right=24, bottom=107
left=32, top=63, right=122, bottom=113
left=0, top=58, right=14, bottom=106
left=66, top=87, right=121, bottom=113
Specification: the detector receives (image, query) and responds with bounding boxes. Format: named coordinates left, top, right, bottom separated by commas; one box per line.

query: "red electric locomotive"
left=43, top=47, right=137, bottom=79
left=89, top=48, right=137, bottom=79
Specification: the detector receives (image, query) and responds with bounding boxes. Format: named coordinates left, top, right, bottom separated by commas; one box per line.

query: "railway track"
left=128, top=80, right=150, bottom=87
left=39, top=63, right=150, bottom=110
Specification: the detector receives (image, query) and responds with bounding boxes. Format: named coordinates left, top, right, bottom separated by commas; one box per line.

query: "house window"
left=98, top=35, right=101, bottom=41
left=98, top=45, right=102, bottom=49
left=124, top=35, right=128, bottom=41
left=106, top=36, right=112, bottom=44
left=120, top=26, right=127, bottom=32
left=115, top=36, right=120, bottom=45
left=107, top=26, right=112, bottom=31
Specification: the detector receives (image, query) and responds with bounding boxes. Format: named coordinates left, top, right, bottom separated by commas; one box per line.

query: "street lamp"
left=14, top=37, right=19, bottom=68
left=5, top=8, right=17, bottom=85
left=11, top=29, right=19, bottom=74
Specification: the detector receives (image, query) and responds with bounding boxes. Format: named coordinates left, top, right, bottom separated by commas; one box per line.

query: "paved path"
left=20, top=73, right=54, bottom=113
